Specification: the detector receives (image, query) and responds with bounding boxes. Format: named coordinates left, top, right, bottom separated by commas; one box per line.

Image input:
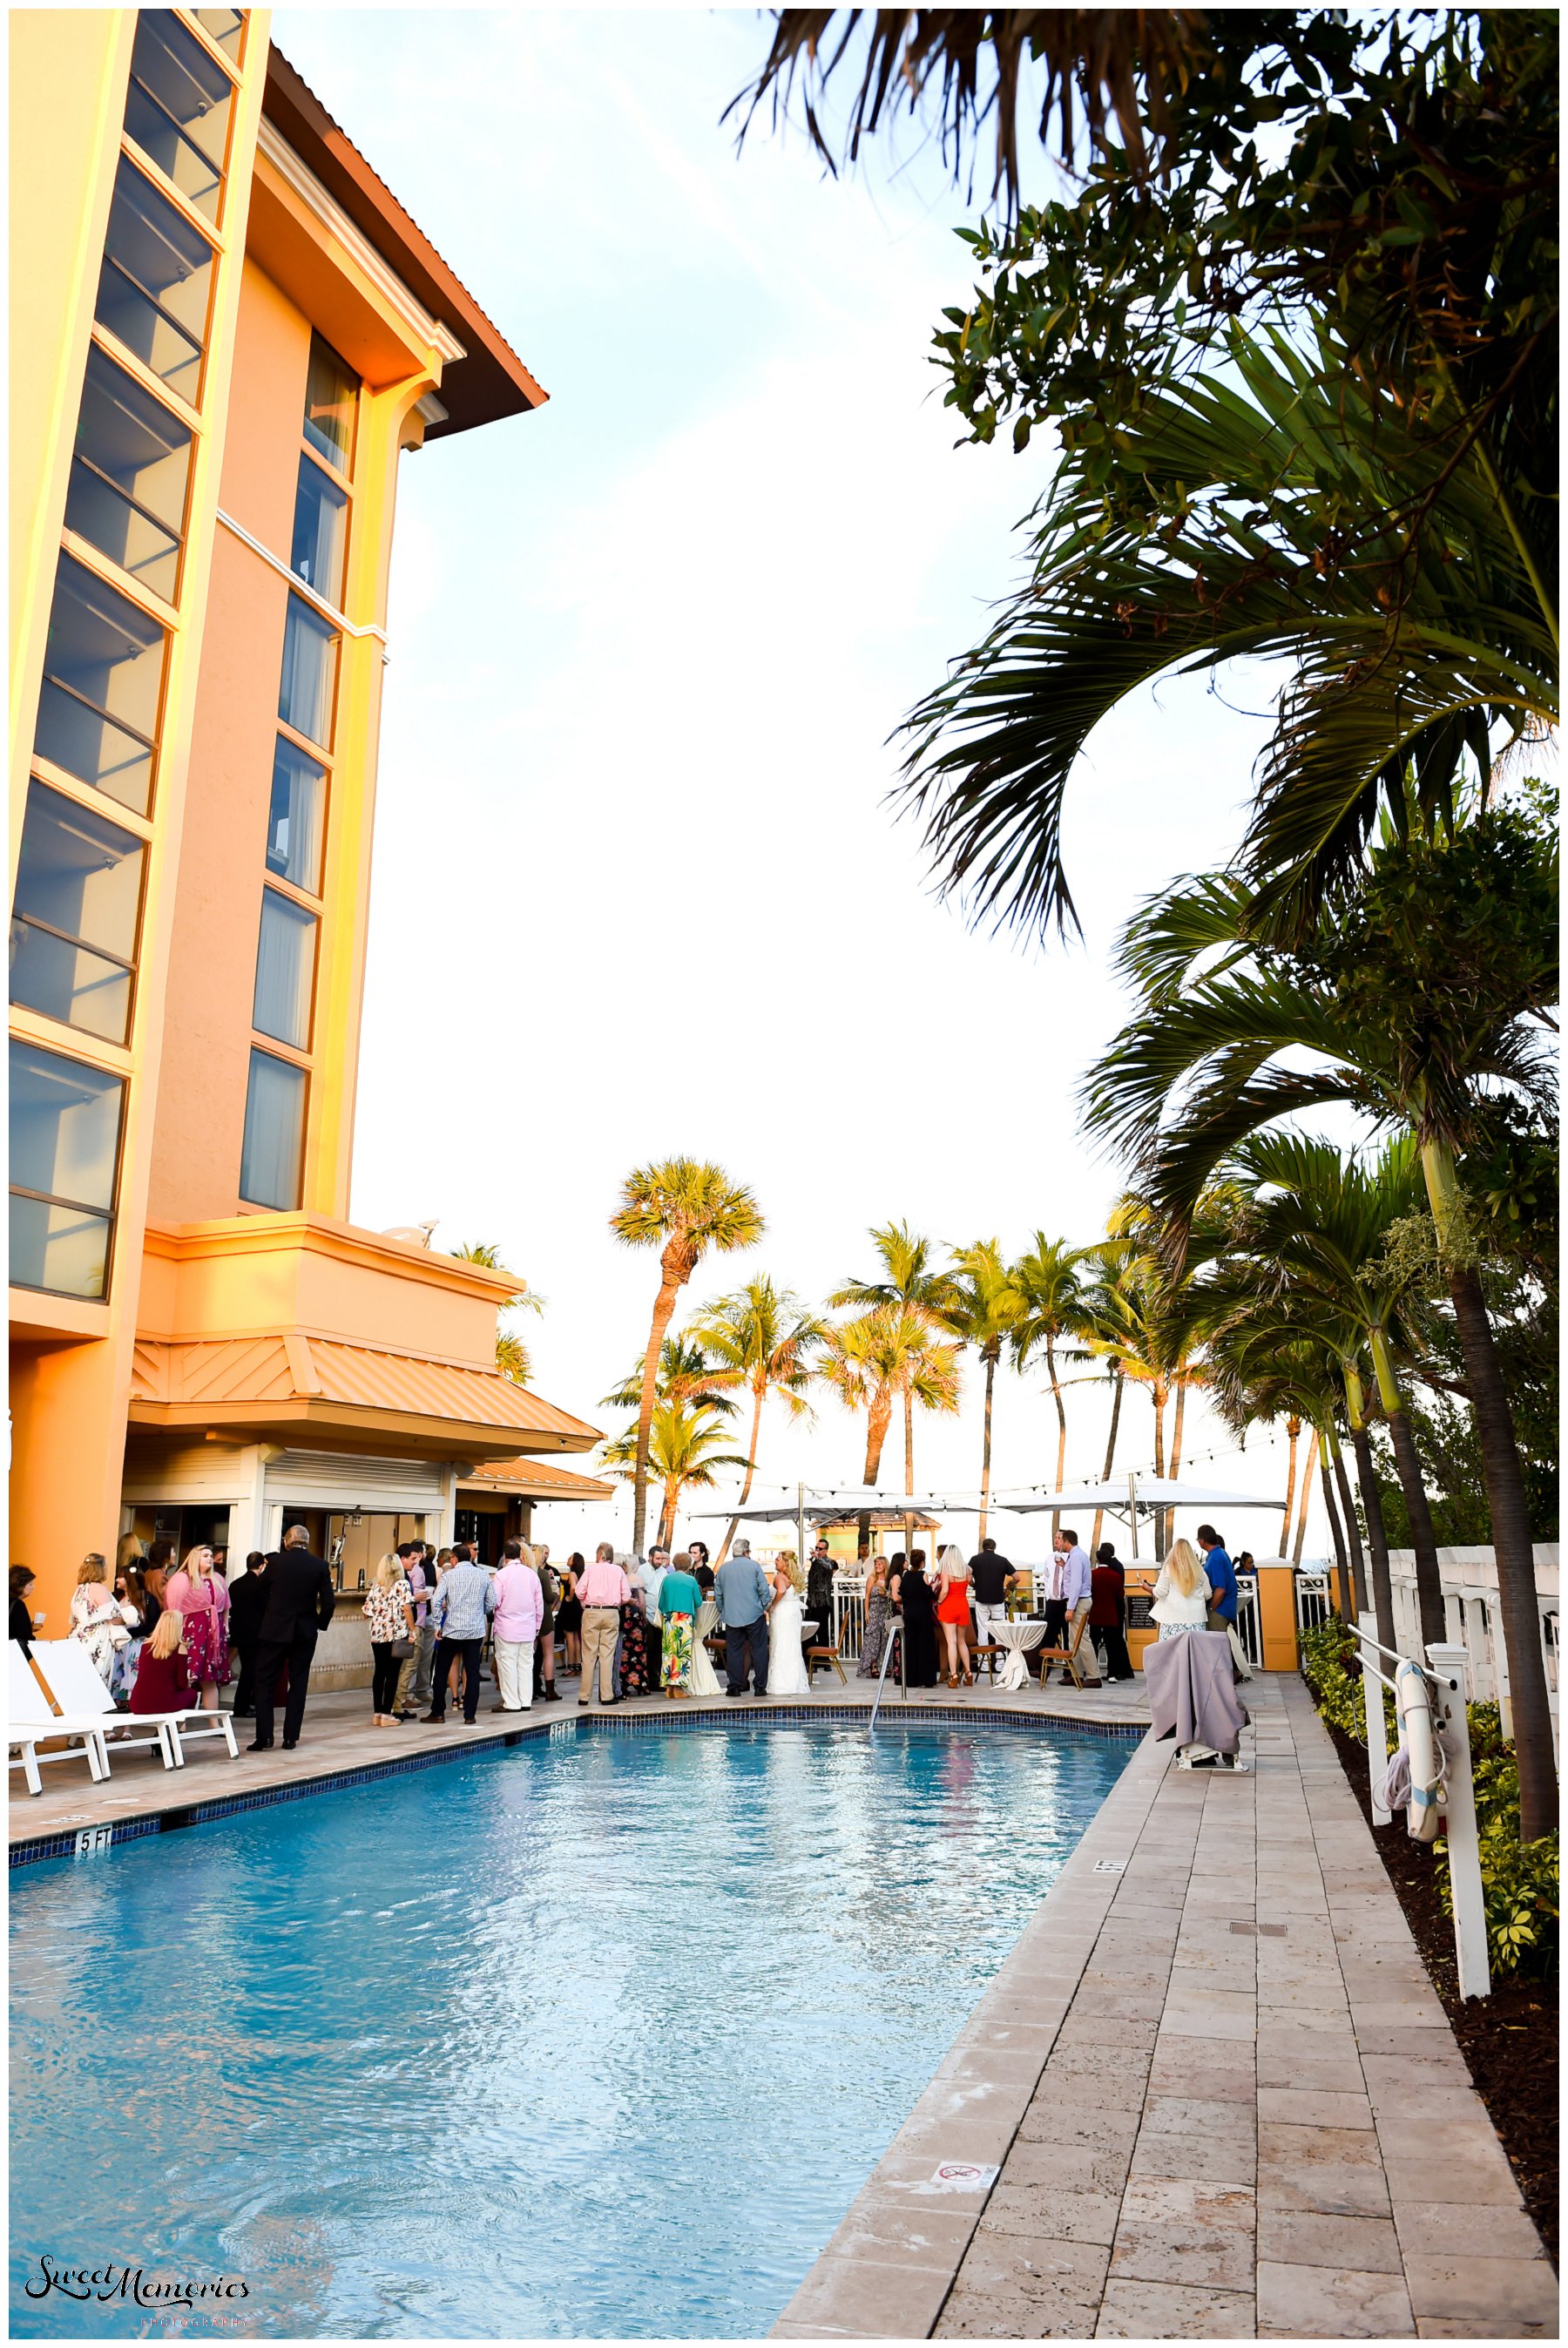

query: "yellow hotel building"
left=10, top=9, right=605, bottom=1638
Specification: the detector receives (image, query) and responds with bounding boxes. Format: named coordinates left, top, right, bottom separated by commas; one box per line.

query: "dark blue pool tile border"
left=8, top=1702, right=1144, bottom=1871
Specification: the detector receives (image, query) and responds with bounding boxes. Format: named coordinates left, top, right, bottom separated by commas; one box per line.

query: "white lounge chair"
left=8, top=1644, right=112, bottom=1794
left=31, top=1640, right=237, bottom=1770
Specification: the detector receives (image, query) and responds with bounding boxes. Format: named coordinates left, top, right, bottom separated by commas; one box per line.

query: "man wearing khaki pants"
left=1049, top=1528, right=1102, bottom=1689
left=576, top=1542, right=631, bottom=1707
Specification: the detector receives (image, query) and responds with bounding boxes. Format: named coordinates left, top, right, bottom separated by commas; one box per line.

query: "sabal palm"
left=943, top=1240, right=1024, bottom=1540
left=1084, top=856, right=1557, bottom=1838
left=455, top=1241, right=544, bottom=1388
left=1010, top=1234, right=1092, bottom=1521
left=831, top=1223, right=958, bottom=1497
left=901, top=324, right=1556, bottom=939
left=602, top=1400, right=751, bottom=1553
left=600, top=1336, right=740, bottom=1422
left=690, top=1279, right=826, bottom=1564
left=820, top=1306, right=962, bottom=1495
left=610, top=1160, right=764, bottom=1555
left=1205, top=1318, right=1362, bottom=1616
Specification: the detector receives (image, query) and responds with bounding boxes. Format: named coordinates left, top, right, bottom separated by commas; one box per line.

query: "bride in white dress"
left=765, top=1558, right=811, bottom=1696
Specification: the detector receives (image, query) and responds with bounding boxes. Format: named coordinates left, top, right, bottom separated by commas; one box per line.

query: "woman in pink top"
left=163, top=1544, right=231, bottom=1710
left=490, top=1539, right=544, bottom=1714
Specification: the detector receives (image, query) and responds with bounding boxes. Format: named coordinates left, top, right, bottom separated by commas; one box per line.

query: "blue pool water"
left=11, top=1720, right=1129, bottom=2338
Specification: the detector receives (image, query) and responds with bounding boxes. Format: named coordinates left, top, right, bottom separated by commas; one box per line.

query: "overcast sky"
left=272, top=7, right=1326, bottom=1565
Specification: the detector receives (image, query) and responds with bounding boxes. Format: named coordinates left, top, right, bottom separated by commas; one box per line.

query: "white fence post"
left=1361, top=1611, right=1392, bottom=1827
left=1425, top=1640, right=1491, bottom=2000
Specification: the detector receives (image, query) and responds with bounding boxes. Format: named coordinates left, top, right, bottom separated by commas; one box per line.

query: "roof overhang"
left=262, top=48, right=546, bottom=437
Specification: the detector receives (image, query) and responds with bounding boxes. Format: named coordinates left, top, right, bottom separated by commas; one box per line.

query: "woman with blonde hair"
left=1150, top=1539, right=1212, bottom=1639
left=935, top=1544, right=974, bottom=1688
left=362, top=1552, right=416, bottom=1726
left=856, top=1555, right=892, bottom=1680
left=70, top=1554, right=139, bottom=1691
left=764, top=1552, right=811, bottom=1695
left=129, top=1607, right=192, bottom=1713
left=163, top=1544, right=231, bottom=1709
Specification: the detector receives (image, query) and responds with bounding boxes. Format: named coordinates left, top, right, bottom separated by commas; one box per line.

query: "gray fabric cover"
left=1145, top=1630, right=1249, bottom=1756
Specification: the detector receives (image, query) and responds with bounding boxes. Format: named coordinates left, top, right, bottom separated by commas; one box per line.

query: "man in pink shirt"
left=576, top=1542, right=632, bottom=1707
left=490, top=1539, right=544, bottom=1713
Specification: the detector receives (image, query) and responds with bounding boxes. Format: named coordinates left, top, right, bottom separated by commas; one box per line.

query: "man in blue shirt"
left=1197, top=1526, right=1239, bottom=1628
left=424, top=1541, right=496, bottom=1724
left=714, top=1539, right=772, bottom=1698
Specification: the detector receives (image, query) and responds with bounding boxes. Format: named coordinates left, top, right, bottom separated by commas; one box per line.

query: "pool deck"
left=773, top=1675, right=1556, bottom=2341
left=7, top=1661, right=1149, bottom=1851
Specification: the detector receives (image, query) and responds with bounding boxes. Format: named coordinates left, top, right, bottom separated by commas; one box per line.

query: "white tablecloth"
left=990, top=1619, right=1045, bottom=1692
left=688, top=1600, right=722, bottom=1695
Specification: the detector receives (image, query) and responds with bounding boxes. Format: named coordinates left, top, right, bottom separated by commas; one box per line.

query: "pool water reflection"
left=11, top=1720, right=1131, bottom=2338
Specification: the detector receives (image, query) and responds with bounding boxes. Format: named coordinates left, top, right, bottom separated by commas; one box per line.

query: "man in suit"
left=250, top=1523, right=336, bottom=1751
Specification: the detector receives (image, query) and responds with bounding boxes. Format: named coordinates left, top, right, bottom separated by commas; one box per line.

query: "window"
left=10, top=784, right=144, bottom=1045
left=190, top=9, right=245, bottom=62
left=289, top=453, right=348, bottom=604
left=95, top=155, right=213, bottom=400
left=33, top=553, right=166, bottom=813
left=277, top=594, right=337, bottom=746
left=10, top=1039, right=125, bottom=1297
left=265, top=738, right=326, bottom=893
left=65, top=346, right=192, bottom=601
left=302, top=333, right=356, bottom=475
left=124, top=13, right=233, bottom=223
left=252, top=889, right=316, bottom=1049
left=240, top=1048, right=306, bottom=1209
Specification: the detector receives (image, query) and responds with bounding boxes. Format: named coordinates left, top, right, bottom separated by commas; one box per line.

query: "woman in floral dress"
left=855, top=1555, right=892, bottom=1679
left=163, top=1545, right=231, bottom=1711
left=617, top=1586, right=651, bottom=1696
left=658, top=1553, right=703, bottom=1698
left=70, top=1555, right=139, bottom=1691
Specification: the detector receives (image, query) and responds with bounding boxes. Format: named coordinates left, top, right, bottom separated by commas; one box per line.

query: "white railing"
left=1235, top=1582, right=1262, bottom=1668
left=1350, top=1616, right=1490, bottom=2000
left=831, top=1574, right=865, bottom=1662
left=1382, top=1546, right=1558, bottom=1756
left=1295, top=1569, right=1334, bottom=1634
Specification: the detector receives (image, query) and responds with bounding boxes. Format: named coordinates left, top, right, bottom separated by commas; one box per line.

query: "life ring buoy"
left=1395, top=1659, right=1444, bottom=1843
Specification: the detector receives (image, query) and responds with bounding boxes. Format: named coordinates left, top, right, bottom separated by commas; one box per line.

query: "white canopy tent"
left=1000, top=1473, right=1288, bottom=1560
left=690, top=1485, right=983, bottom=1566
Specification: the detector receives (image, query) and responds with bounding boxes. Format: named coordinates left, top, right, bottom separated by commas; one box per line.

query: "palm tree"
left=1010, top=1233, right=1092, bottom=1533
left=610, top=1160, right=764, bottom=1555
left=820, top=1306, right=963, bottom=1530
left=900, top=323, right=1556, bottom=941
left=601, top=1401, right=751, bottom=1552
left=455, top=1241, right=544, bottom=1388
left=1084, top=821, right=1558, bottom=1837
left=830, top=1223, right=958, bottom=1508
left=689, top=1279, right=826, bottom=1566
left=599, top=1335, right=740, bottom=1422
left=942, top=1240, right=1024, bottom=1542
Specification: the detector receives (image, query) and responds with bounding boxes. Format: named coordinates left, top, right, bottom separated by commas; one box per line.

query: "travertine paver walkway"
left=776, top=1676, right=1556, bottom=2340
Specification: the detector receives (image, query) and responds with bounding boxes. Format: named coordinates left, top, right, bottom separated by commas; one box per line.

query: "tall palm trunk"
left=1423, top=1140, right=1556, bottom=1840
left=1092, top=1363, right=1124, bottom=1553
left=717, top=1381, right=767, bottom=1571
left=1281, top=1416, right=1301, bottom=1559
left=1292, top=1430, right=1320, bottom=1565
left=977, top=1348, right=997, bottom=1544
left=1348, top=1421, right=1396, bottom=1651
left=1319, top=1446, right=1352, bottom=1615
left=1046, top=1335, right=1067, bottom=1541
left=1151, top=1377, right=1169, bottom=1560
left=1327, top=1426, right=1367, bottom=1617
left=1166, top=1373, right=1188, bottom=1556
left=1368, top=1324, right=1446, bottom=1651
left=633, top=1256, right=684, bottom=1556
left=903, top=1381, right=916, bottom=1563
left=863, top=1395, right=892, bottom=1486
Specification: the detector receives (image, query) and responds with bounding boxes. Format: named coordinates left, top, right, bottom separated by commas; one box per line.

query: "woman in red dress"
left=934, top=1546, right=974, bottom=1688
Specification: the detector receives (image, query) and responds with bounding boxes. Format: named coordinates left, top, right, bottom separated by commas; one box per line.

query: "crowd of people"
left=10, top=1519, right=1254, bottom=1755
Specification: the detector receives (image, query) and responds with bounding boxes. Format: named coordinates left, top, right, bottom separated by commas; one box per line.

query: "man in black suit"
left=250, top=1524, right=336, bottom=1751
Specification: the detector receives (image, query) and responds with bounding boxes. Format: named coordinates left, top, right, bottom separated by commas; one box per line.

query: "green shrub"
left=1300, top=1619, right=1559, bottom=1979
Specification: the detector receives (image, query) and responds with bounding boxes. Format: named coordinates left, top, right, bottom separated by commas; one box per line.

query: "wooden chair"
left=970, top=1642, right=1005, bottom=1683
left=1036, top=1609, right=1094, bottom=1689
left=807, top=1626, right=848, bottom=1685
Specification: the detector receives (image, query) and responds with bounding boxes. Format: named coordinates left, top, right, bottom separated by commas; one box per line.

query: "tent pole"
left=796, top=1482, right=807, bottom=1581
left=1128, top=1470, right=1139, bottom=1561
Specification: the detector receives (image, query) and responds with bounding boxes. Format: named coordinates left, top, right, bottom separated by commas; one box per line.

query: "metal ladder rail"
left=868, top=1622, right=903, bottom=1731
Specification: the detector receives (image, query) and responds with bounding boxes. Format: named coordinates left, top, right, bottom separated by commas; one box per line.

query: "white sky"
left=272, top=7, right=1334, bottom=1566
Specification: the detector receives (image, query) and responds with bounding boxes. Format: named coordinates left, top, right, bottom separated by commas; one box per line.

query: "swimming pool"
left=11, top=1718, right=1131, bottom=2338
